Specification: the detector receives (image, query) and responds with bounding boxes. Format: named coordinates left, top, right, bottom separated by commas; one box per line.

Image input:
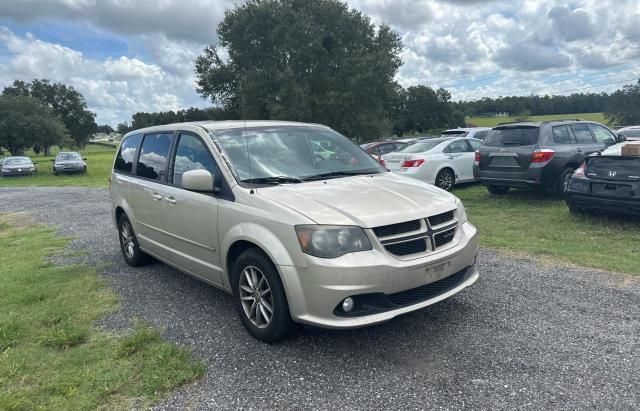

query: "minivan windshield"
left=213, top=126, right=386, bottom=183
left=483, top=127, right=540, bottom=147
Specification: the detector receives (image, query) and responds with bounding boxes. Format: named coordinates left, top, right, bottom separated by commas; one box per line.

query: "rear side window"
left=137, top=133, right=174, bottom=182
left=474, top=130, right=489, bottom=141
left=483, top=127, right=539, bottom=147
left=114, top=134, right=142, bottom=173
left=445, top=140, right=471, bottom=153
left=621, top=129, right=640, bottom=138
left=552, top=125, right=573, bottom=144
left=468, top=139, right=481, bottom=150
left=571, top=124, right=594, bottom=144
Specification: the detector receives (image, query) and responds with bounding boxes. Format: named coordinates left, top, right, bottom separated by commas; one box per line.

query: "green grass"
left=0, top=215, right=204, bottom=410
left=454, top=184, right=640, bottom=275
left=466, top=112, right=607, bottom=128
left=0, top=144, right=116, bottom=188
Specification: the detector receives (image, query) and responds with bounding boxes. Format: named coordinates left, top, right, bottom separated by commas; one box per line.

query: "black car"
left=0, top=156, right=37, bottom=176
left=474, top=120, right=625, bottom=195
left=566, top=144, right=640, bottom=216
left=52, top=151, right=87, bottom=175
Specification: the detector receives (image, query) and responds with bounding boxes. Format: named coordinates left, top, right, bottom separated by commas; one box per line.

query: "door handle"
left=165, top=196, right=177, bottom=205
left=151, top=193, right=163, bottom=201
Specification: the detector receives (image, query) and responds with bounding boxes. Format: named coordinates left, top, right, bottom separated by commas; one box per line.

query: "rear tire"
left=487, top=185, right=509, bottom=195
left=557, top=167, right=575, bottom=196
left=232, top=248, right=295, bottom=343
left=435, top=168, right=455, bottom=191
left=117, top=214, right=152, bottom=267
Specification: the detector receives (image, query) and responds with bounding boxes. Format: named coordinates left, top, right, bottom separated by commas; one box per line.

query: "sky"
left=0, top=0, right=638, bottom=126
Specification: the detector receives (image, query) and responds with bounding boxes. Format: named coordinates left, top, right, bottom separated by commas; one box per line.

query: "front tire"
left=435, top=168, right=455, bottom=191
left=232, top=248, right=295, bottom=343
left=117, top=214, right=151, bottom=267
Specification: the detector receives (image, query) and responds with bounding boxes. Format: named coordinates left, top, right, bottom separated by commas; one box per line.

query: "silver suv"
left=109, top=121, right=480, bottom=342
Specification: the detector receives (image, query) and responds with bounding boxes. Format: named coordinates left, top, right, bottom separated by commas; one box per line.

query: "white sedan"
left=380, top=137, right=482, bottom=191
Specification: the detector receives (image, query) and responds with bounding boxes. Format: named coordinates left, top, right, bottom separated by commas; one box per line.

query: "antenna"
left=239, top=74, right=253, bottom=193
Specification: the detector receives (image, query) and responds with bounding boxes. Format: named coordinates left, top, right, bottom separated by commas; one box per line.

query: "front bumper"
left=55, top=166, right=85, bottom=173
left=280, top=221, right=479, bottom=329
left=1, top=169, right=34, bottom=176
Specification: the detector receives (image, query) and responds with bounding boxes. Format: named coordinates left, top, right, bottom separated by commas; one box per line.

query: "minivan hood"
left=256, top=173, right=457, bottom=227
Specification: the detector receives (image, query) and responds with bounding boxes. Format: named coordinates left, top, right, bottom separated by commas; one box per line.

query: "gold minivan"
left=110, top=121, right=479, bottom=342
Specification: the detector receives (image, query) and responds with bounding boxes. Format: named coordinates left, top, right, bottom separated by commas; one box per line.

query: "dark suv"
left=473, top=120, right=623, bottom=195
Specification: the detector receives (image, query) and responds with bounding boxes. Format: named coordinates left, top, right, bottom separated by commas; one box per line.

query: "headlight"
left=455, top=198, right=467, bottom=223
left=295, top=225, right=372, bottom=258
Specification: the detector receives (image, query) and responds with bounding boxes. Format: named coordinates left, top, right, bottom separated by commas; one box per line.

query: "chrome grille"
left=372, top=209, right=458, bottom=258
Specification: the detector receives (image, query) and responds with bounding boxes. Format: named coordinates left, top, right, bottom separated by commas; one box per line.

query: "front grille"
left=428, top=210, right=454, bottom=227
left=373, top=220, right=421, bottom=237
left=434, top=227, right=456, bottom=248
left=385, top=239, right=427, bottom=256
left=388, top=268, right=467, bottom=306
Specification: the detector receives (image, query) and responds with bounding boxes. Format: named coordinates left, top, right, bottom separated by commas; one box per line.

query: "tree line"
left=0, top=80, right=96, bottom=156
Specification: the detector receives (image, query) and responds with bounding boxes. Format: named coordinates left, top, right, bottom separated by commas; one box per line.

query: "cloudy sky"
left=0, top=0, right=638, bottom=125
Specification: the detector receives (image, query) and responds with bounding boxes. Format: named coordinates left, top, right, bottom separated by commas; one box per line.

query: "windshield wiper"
left=303, top=170, right=378, bottom=181
left=241, top=176, right=303, bottom=185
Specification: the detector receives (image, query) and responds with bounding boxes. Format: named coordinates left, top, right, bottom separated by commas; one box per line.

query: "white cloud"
left=1, top=0, right=639, bottom=124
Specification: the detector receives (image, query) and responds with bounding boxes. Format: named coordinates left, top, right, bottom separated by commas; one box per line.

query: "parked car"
left=52, top=151, right=87, bottom=175
left=566, top=142, right=640, bottom=216
left=441, top=127, right=491, bottom=141
left=0, top=156, right=37, bottom=177
left=360, top=141, right=409, bottom=159
left=616, top=126, right=640, bottom=141
left=110, top=121, right=479, bottom=342
left=381, top=137, right=481, bottom=191
left=474, top=120, right=623, bottom=195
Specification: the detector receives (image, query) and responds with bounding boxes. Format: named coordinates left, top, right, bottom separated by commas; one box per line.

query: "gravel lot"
left=1, top=186, right=639, bottom=410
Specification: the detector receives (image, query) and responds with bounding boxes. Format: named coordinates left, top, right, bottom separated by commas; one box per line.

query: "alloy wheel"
left=239, top=266, right=273, bottom=328
left=437, top=171, right=453, bottom=191
left=121, top=222, right=135, bottom=259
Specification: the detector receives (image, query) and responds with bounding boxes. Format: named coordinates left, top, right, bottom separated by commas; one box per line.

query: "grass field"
left=466, top=112, right=607, bottom=128
left=454, top=184, right=640, bottom=275
left=0, top=214, right=204, bottom=409
left=0, top=144, right=116, bottom=188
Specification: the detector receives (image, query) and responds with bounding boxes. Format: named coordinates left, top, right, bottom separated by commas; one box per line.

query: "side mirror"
left=83, top=157, right=87, bottom=161
left=50, top=159, right=55, bottom=162
left=617, top=134, right=627, bottom=142
left=182, top=169, right=215, bottom=192
left=604, top=138, right=616, bottom=147
left=33, top=161, right=38, bottom=165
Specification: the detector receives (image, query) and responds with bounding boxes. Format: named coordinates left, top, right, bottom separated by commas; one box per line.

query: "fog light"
left=342, top=297, right=354, bottom=313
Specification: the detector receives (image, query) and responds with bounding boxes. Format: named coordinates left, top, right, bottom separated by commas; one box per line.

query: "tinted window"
left=378, top=143, right=395, bottom=155
left=620, top=129, right=640, bottom=138
left=571, top=124, right=594, bottom=144
left=136, top=133, right=173, bottom=182
left=474, top=131, right=489, bottom=141
left=172, top=134, right=218, bottom=188
left=398, top=140, right=445, bottom=153
left=114, top=134, right=141, bottom=173
left=552, top=125, right=573, bottom=144
left=483, top=127, right=539, bottom=147
left=446, top=140, right=471, bottom=153
left=589, top=124, right=616, bottom=143
left=441, top=130, right=468, bottom=137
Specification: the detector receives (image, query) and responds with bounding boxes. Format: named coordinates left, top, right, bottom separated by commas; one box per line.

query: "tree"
left=0, top=95, right=68, bottom=155
left=116, top=122, right=131, bottom=135
left=96, top=124, right=115, bottom=134
left=195, top=0, right=403, bottom=141
left=393, top=86, right=464, bottom=135
left=604, top=79, right=640, bottom=126
left=3, top=79, right=97, bottom=150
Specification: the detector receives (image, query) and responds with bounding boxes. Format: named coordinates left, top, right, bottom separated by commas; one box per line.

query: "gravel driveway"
left=1, top=186, right=639, bottom=410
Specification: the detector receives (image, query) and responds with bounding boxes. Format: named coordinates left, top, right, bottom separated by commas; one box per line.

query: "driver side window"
left=172, top=133, right=219, bottom=188
left=589, top=124, right=616, bottom=144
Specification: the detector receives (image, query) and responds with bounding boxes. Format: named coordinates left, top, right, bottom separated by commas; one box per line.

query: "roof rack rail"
left=541, top=119, right=583, bottom=124
left=496, top=120, right=536, bottom=126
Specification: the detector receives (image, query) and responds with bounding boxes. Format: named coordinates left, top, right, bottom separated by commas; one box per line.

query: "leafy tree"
left=96, top=124, right=115, bottom=134
left=3, top=79, right=97, bottom=150
left=604, top=79, right=640, bottom=126
left=393, top=86, right=464, bottom=135
left=116, top=122, right=131, bottom=135
left=195, top=0, right=403, bottom=141
left=0, top=95, right=68, bottom=155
